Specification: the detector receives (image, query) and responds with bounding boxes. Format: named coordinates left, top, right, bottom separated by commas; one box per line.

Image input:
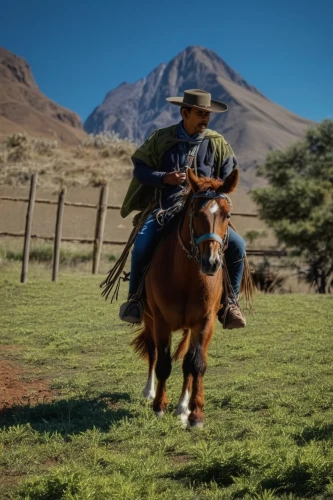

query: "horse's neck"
left=180, top=208, right=191, bottom=246
left=150, top=205, right=222, bottom=309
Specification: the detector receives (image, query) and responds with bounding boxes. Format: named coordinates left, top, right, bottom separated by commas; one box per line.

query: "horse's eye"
left=227, top=214, right=231, bottom=219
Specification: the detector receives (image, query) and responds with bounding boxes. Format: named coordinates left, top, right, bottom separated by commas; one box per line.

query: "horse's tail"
left=240, top=254, right=255, bottom=310
left=130, top=322, right=152, bottom=360
left=173, top=329, right=191, bottom=361
left=228, top=221, right=255, bottom=310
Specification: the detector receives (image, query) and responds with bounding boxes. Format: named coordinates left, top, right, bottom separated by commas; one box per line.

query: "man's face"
left=183, top=108, right=211, bottom=135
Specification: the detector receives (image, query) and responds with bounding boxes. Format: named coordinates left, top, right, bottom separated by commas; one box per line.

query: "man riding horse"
left=119, top=89, right=247, bottom=329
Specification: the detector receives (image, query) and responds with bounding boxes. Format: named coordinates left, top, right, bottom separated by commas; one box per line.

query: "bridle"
left=178, top=190, right=232, bottom=264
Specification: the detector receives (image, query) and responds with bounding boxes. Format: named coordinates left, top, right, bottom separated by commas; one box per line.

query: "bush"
left=2, top=244, right=93, bottom=265
left=252, top=120, right=333, bottom=293
left=250, top=259, right=287, bottom=293
left=6, top=133, right=28, bottom=148
left=32, top=138, right=58, bottom=156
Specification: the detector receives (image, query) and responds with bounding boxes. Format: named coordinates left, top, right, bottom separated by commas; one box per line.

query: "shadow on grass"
left=170, top=461, right=236, bottom=487
left=293, top=423, right=333, bottom=446
left=0, top=392, right=132, bottom=435
left=168, top=453, right=259, bottom=488
left=260, top=467, right=326, bottom=497
left=169, top=457, right=329, bottom=498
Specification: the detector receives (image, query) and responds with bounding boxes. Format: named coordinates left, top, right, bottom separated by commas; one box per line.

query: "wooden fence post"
left=20, top=172, right=38, bottom=283
left=92, top=183, right=109, bottom=275
left=52, top=188, right=66, bottom=282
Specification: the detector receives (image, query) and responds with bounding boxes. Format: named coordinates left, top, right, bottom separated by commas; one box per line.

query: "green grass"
left=1, top=265, right=333, bottom=499
left=0, top=242, right=117, bottom=267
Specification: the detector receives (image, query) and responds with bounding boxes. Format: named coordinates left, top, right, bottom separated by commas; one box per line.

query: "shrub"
left=6, top=133, right=28, bottom=148
left=250, top=259, right=287, bottom=293
left=2, top=244, right=93, bottom=265
left=32, top=138, right=58, bottom=156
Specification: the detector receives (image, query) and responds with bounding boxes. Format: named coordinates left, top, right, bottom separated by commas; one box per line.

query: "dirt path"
left=0, top=348, right=54, bottom=414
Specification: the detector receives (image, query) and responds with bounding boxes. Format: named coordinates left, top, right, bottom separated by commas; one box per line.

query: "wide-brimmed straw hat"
left=166, top=89, right=228, bottom=113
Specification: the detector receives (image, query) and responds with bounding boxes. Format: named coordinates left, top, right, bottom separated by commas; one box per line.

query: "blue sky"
left=2, top=0, right=332, bottom=124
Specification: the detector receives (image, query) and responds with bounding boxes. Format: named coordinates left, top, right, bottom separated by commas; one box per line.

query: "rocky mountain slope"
left=0, top=47, right=86, bottom=145
left=85, top=46, right=314, bottom=187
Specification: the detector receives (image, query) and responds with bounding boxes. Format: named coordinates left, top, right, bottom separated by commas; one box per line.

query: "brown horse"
left=132, top=167, right=239, bottom=427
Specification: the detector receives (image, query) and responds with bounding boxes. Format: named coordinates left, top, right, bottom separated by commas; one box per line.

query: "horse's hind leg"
left=152, top=314, right=172, bottom=416
left=142, top=313, right=156, bottom=401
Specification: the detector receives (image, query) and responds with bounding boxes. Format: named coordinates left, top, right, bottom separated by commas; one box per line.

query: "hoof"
left=188, top=420, right=204, bottom=429
left=174, top=408, right=190, bottom=427
left=177, top=413, right=189, bottom=429
left=174, top=406, right=190, bottom=417
left=154, top=410, right=165, bottom=418
left=142, top=389, right=155, bottom=401
left=188, top=413, right=205, bottom=429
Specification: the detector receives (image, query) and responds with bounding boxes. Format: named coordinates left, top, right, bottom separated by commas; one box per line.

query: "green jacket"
left=120, top=124, right=234, bottom=218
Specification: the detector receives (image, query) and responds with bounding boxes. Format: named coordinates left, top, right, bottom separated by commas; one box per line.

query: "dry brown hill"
left=0, top=47, right=86, bottom=145
left=0, top=132, right=135, bottom=188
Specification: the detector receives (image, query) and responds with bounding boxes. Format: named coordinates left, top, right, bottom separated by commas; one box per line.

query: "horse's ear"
left=187, top=167, right=200, bottom=193
left=218, top=169, right=239, bottom=194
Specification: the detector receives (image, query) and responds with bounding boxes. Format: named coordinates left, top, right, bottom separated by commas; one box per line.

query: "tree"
left=252, top=119, right=333, bottom=293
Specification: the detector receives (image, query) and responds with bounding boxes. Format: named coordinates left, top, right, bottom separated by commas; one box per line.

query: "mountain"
left=84, top=46, right=314, bottom=187
left=0, top=47, right=86, bottom=145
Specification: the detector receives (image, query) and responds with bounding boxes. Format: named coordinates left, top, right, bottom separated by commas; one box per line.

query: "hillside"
left=0, top=132, right=135, bottom=188
left=0, top=47, right=86, bottom=145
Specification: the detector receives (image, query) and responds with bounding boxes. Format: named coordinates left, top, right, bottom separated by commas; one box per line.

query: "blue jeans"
left=129, top=211, right=245, bottom=298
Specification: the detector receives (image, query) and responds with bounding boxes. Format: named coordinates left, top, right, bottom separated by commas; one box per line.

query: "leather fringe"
left=100, top=203, right=155, bottom=302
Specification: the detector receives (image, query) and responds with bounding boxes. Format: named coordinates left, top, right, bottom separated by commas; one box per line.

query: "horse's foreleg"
left=184, top=317, right=215, bottom=428
left=142, top=343, right=156, bottom=401
left=152, top=315, right=172, bottom=416
left=142, top=314, right=156, bottom=401
left=174, top=329, right=192, bottom=424
left=174, top=373, right=192, bottom=425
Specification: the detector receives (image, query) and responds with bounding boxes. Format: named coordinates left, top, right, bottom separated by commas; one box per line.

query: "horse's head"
left=186, top=168, right=239, bottom=275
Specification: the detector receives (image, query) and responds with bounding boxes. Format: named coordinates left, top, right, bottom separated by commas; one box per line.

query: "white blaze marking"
left=209, top=201, right=219, bottom=214
left=209, top=253, right=218, bottom=265
left=142, top=373, right=155, bottom=401
left=209, top=243, right=220, bottom=265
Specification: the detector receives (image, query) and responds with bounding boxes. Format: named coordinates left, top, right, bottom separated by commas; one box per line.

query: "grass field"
left=1, top=264, right=333, bottom=499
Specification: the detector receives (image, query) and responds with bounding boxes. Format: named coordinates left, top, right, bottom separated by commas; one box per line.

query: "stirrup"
left=119, top=298, right=143, bottom=324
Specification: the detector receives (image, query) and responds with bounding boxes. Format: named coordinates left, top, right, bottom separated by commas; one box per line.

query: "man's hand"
left=163, top=171, right=187, bottom=185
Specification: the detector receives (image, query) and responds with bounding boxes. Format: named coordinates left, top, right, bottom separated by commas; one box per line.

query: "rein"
left=178, top=190, right=232, bottom=264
